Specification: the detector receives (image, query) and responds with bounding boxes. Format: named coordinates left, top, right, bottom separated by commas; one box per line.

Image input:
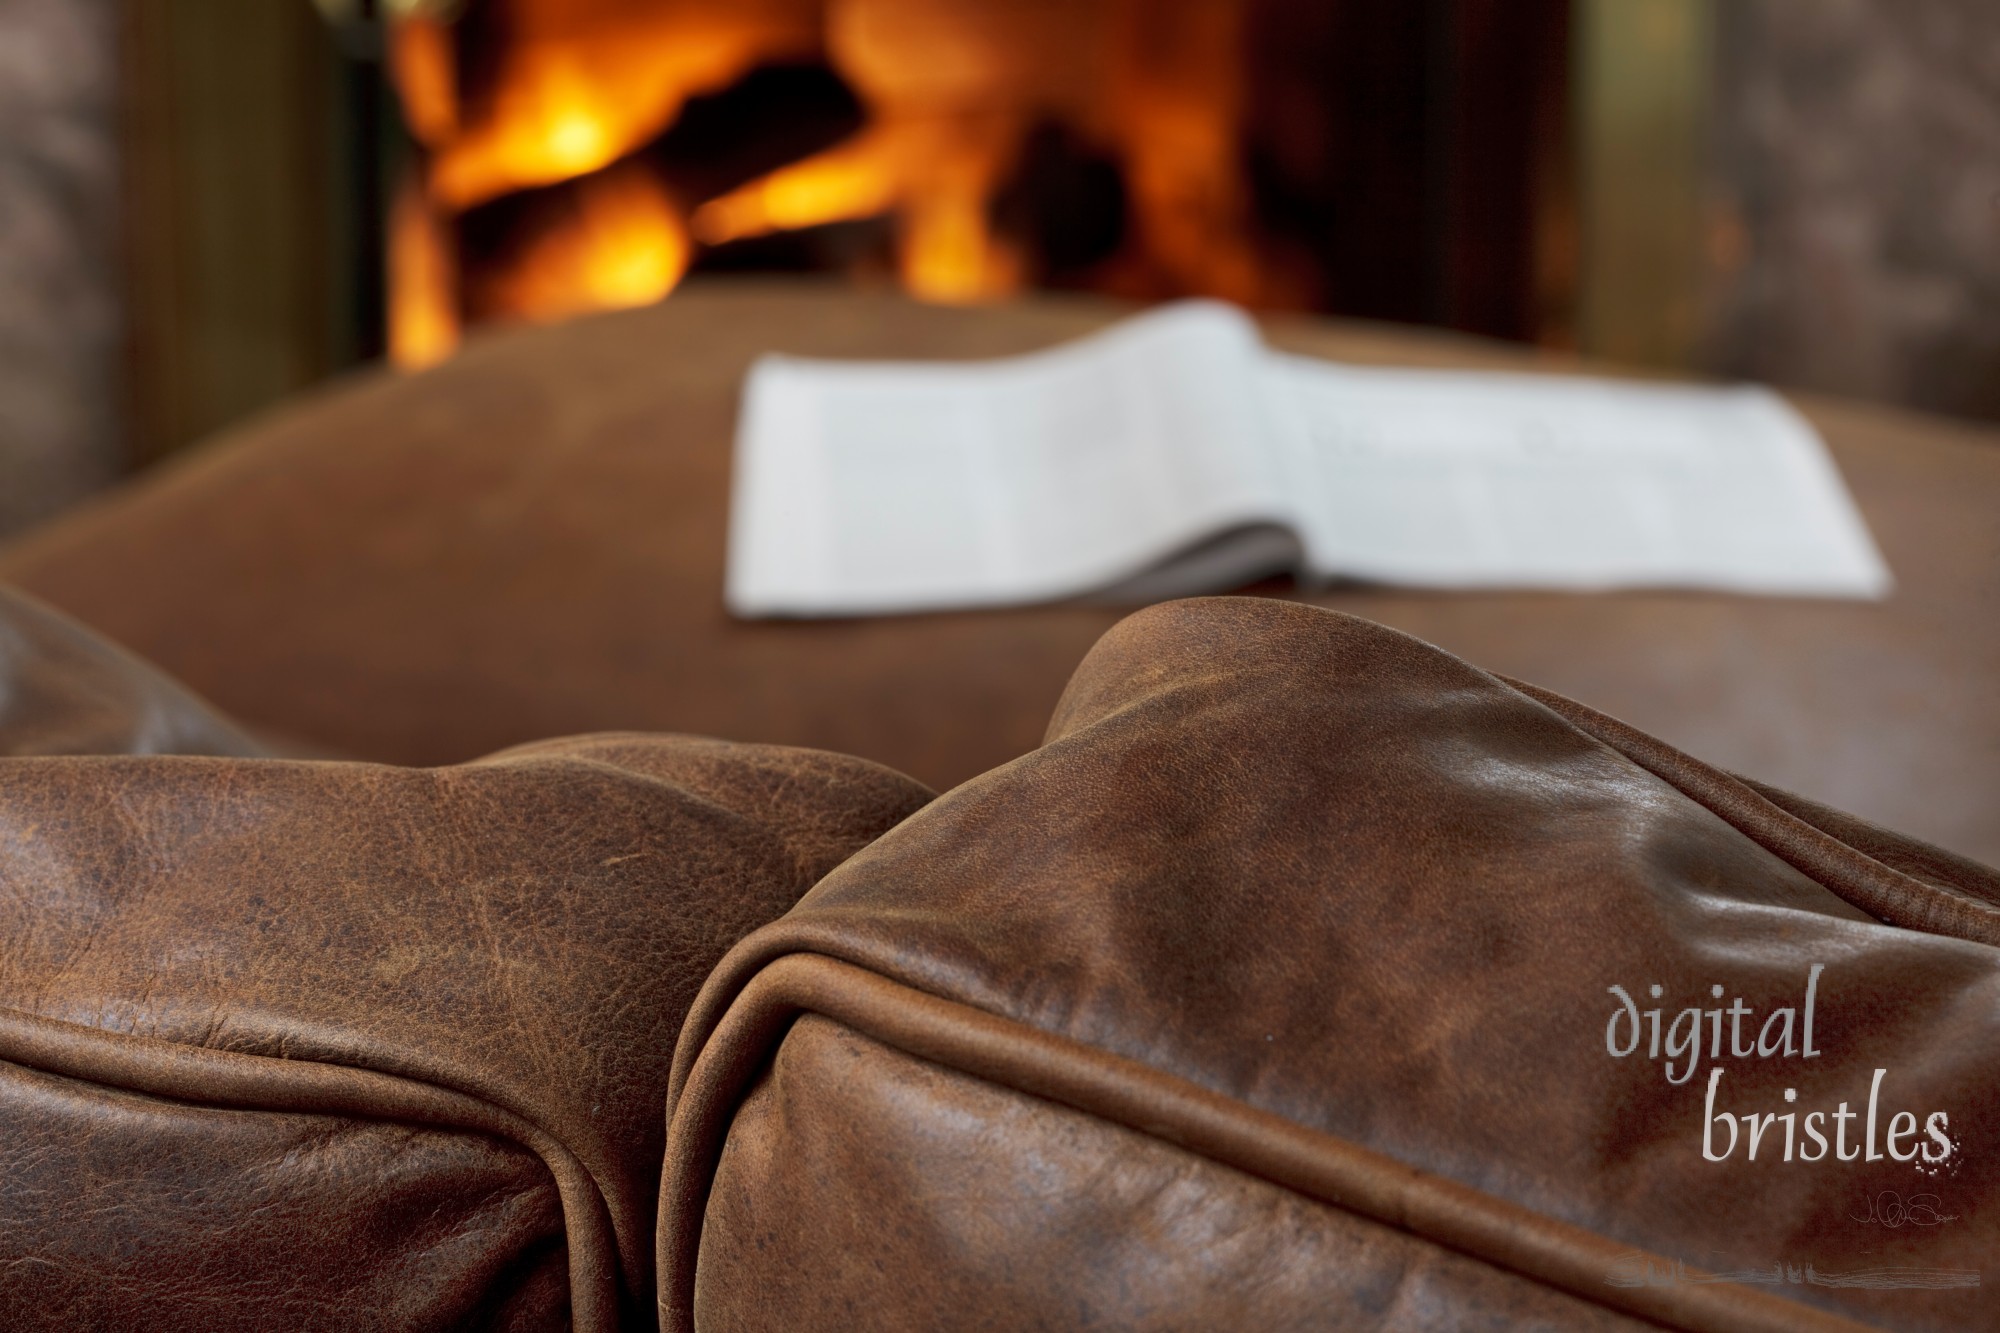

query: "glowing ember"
left=691, top=115, right=1023, bottom=301
left=690, top=126, right=901, bottom=245
left=481, top=162, right=690, bottom=323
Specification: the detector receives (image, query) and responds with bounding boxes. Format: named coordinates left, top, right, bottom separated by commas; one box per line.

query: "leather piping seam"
left=1499, top=674, right=2000, bottom=947
left=660, top=953, right=1874, bottom=1333
left=0, top=1002, right=622, bottom=1333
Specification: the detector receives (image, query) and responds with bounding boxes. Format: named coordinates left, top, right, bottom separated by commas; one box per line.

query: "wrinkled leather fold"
left=665, top=597, right=1998, bottom=1332
left=0, top=732, right=933, bottom=1330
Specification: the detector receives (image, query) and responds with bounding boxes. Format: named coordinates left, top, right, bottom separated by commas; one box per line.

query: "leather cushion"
left=663, top=597, right=1999, bottom=1333
left=0, top=590, right=934, bottom=1332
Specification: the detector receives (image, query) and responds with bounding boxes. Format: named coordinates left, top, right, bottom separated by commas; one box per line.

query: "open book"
left=726, top=301, right=1891, bottom=617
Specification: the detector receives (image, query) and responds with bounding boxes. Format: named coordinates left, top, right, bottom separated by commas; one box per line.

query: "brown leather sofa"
left=0, top=586, right=1991, bottom=1331
left=1, top=285, right=1993, bottom=1328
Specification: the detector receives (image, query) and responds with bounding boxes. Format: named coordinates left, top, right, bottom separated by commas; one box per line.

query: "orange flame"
left=418, top=2, right=820, bottom=211
left=388, top=16, right=458, bottom=148
left=690, top=126, right=903, bottom=245
left=481, top=162, right=690, bottom=324
left=388, top=171, right=460, bottom=369
left=690, top=115, right=1022, bottom=302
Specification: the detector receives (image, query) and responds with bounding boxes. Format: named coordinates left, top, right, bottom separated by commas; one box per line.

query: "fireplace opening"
left=377, top=0, right=1572, bottom=368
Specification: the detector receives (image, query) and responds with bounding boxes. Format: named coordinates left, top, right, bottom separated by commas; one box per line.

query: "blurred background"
left=0, top=0, right=1994, bottom=539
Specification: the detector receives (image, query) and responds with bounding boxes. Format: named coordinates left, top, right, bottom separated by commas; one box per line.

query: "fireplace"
left=376, top=0, right=1572, bottom=368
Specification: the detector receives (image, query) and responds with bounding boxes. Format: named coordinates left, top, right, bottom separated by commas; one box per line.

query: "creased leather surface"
left=0, top=584, right=266, bottom=758
left=670, top=597, right=1999, bottom=1332
left=0, top=727, right=933, bottom=1330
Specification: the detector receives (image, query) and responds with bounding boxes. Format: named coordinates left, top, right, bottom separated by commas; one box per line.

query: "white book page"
left=727, top=301, right=1290, bottom=616
left=1264, top=354, right=1892, bottom=598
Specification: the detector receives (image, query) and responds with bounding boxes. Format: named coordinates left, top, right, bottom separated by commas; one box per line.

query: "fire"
left=422, top=2, right=820, bottom=210
left=690, top=115, right=1024, bottom=302
left=428, top=46, right=668, bottom=210
left=481, top=162, right=690, bottom=324
left=690, top=126, right=902, bottom=246
left=388, top=172, right=459, bottom=370
left=385, top=0, right=1269, bottom=369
